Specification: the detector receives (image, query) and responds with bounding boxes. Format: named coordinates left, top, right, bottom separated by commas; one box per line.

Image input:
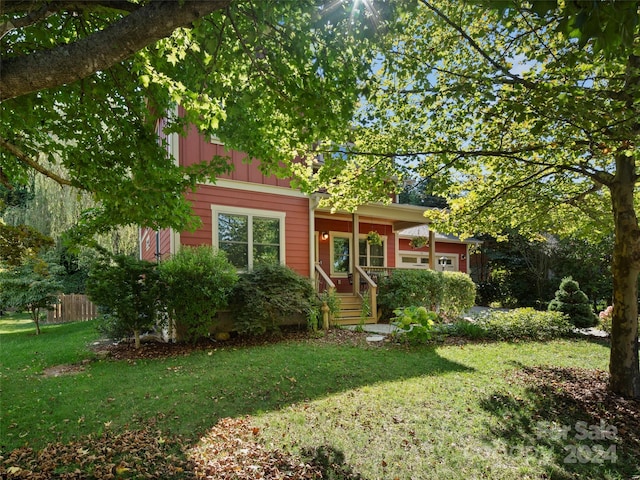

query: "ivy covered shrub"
left=391, top=306, right=439, bottom=343
left=548, top=277, right=597, bottom=328
left=158, top=246, right=238, bottom=343
left=440, top=271, right=476, bottom=318
left=377, top=269, right=444, bottom=320
left=87, top=254, right=162, bottom=349
left=230, top=264, right=318, bottom=335
left=473, top=308, right=573, bottom=341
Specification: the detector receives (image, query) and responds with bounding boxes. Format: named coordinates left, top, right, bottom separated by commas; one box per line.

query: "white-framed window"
left=400, top=255, right=430, bottom=267
left=212, top=206, right=285, bottom=271
left=330, top=232, right=351, bottom=276
left=329, top=233, right=388, bottom=276
left=358, top=236, right=387, bottom=267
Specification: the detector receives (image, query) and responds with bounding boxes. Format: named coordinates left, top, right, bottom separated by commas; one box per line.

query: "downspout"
left=155, top=230, right=161, bottom=264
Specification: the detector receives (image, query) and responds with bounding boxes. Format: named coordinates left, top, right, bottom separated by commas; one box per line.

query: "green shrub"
left=86, top=254, right=162, bottom=349
left=377, top=269, right=444, bottom=319
left=158, top=246, right=238, bottom=343
left=230, top=264, right=318, bottom=335
left=474, top=308, right=573, bottom=341
left=391, top=306, right=439, bottom=343
left=548, top=277, right=597, bottom=328
left=449, top=319, right=486, bottom=339
left=440, top=271, right=476, bottom=318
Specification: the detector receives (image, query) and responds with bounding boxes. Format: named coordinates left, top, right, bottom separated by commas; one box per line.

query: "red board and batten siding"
left=179, top=124, right=291, bottom=188
left=140, top=227, right=172, bottom=263
left=182, top=185, right=310, bottom=277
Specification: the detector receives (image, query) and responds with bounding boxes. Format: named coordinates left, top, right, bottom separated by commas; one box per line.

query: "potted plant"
left=367, top=231, right=382, bottom=246
left=409, top=236, right=428, bottom=249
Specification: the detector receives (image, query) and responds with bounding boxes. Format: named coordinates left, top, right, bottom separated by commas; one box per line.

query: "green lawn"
left=1, top=315, right=637, bottom=479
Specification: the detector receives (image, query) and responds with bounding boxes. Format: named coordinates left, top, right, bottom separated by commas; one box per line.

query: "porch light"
left=321, top=231, right=329, bottom=240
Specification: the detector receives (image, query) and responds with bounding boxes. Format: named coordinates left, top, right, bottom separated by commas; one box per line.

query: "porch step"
left=333, top=294, right=376, bottom=325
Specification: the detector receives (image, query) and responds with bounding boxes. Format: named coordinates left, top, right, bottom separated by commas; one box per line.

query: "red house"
left=140, top=119, right=475, bottom=324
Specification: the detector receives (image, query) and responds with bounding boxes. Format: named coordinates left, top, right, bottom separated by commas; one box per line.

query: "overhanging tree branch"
left=0, top=136, right=74, bottom=187
left=0, top=0, right=231, bottom=101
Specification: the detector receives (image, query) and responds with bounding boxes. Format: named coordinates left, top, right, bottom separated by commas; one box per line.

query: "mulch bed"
left=91, top=327, right=373, bottom=361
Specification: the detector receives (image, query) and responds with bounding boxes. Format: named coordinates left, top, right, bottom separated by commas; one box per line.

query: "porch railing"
left=354, top=265, right=378, bottom=322
left=314, top=263, right=336, bottom=329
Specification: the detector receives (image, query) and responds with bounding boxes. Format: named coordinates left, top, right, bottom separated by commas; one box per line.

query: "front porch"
left=311, top=200, right=440, bottom=326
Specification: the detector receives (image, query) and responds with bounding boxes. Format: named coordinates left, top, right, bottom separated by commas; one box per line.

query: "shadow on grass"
left=479, top=363, right=640, bottom=479
left=1, top=324, right=474, bottom=452
left=302, top=445, right=364, bottom=479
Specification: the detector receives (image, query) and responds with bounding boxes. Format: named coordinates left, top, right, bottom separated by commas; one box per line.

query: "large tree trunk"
left=609, top=154, right=640, bottom=399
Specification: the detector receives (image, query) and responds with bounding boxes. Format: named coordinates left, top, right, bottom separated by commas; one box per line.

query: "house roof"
left=313, top=194, right=436, bottom=231
left=397, top=225, right=482, bottom=245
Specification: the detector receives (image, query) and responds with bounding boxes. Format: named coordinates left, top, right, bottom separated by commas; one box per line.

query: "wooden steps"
left=333, top=293, right=376, bottom=325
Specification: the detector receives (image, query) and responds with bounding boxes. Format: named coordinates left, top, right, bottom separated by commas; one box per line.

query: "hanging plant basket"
left=367, top=231, right=382, bottom=246
left=409, top=236, right=428, bottom=249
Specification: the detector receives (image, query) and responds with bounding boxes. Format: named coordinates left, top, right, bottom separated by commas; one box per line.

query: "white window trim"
left=211, top=205, right=286, bottom=271
left=397, top=250, right=459, bottom=271
left=357, top=234, right=388, bottom=268
left=329, top=232, right=352, bottom=277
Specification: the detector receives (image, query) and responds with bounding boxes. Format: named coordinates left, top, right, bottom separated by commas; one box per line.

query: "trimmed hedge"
left=441, top=271, right=476, bottom=318
left=470, top=308, right=573, bottom=341
left=378, top=269, right=475, bottom=319
left=377, top=269, right=444, bottom=319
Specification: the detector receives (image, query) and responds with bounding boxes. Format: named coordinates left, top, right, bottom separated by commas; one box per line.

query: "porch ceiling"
left=315, top=201, right=434, bottom=231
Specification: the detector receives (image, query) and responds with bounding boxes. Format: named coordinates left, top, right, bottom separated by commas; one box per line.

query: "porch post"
left=353, top=213, right=360, bottom=294
left=429, top=229, right=436, bottom=270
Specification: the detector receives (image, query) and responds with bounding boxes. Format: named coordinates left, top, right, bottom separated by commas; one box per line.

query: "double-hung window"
left=213, top=206, right=285, bottom=271
left=358, top=238, right=385, bottom=267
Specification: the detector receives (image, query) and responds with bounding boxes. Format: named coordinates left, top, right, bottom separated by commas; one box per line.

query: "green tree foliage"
left=312, top=0, right=638, bottom=397
left=0, top=1, right=389, bottom=237
left=0, top=255, right=63, bottom=334
left=230, top=264, right=317, bottom=336
left=86, top=255, right=161, bottom=349
left=548, top=276, right=598, bottom=328
left=0, top=223, right=53, bottom=266
left=158, top=246, right=238, bottom=343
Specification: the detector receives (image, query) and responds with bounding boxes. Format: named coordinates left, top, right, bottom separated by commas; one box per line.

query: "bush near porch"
left=377, top=269, right=476, bottom=320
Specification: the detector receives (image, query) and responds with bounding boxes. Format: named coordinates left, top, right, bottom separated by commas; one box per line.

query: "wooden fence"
left=47, top=294, right=98, bottom=323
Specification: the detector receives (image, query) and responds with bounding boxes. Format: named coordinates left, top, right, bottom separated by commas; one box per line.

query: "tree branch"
left=0, top=136, right=74, bottom=187
left=419, top=0, right=538, bottom=90
left=0, top=0, right=231, bottom=101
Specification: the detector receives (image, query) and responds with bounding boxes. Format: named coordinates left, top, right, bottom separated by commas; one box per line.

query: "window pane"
left=218, top=214, right=248, bottom=242
left=358, top=239, right=367, bottom=266
left=254, top=245, right=279, bottom=267
left=220, top=242, right=248, bottom=269
left=333, top=237, right=350, bottom=273
left=253, top=217, right=279, bottom=245
left=218, top=214, right=248, bottom=270
left=370, top=244, right=384, bottom=257
left=402, top=256, right=417, bottom=264
left=370, top=256, right=384, bottom=267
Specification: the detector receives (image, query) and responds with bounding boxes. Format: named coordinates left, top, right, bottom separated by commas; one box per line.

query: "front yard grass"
left=1, top=315, right=638, bottom=479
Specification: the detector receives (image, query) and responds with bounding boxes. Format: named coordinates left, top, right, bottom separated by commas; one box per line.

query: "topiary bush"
left=158, top=246, right=238, bottom=343
left=548, top=276, right=597, bottom=328
left=377, top=269, right=444, bottom=320
left=440, top=271, right=476, bottom=318
left=230, top=264, right=318, bottom=335
left=472, top=308, right=573, bottom=341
